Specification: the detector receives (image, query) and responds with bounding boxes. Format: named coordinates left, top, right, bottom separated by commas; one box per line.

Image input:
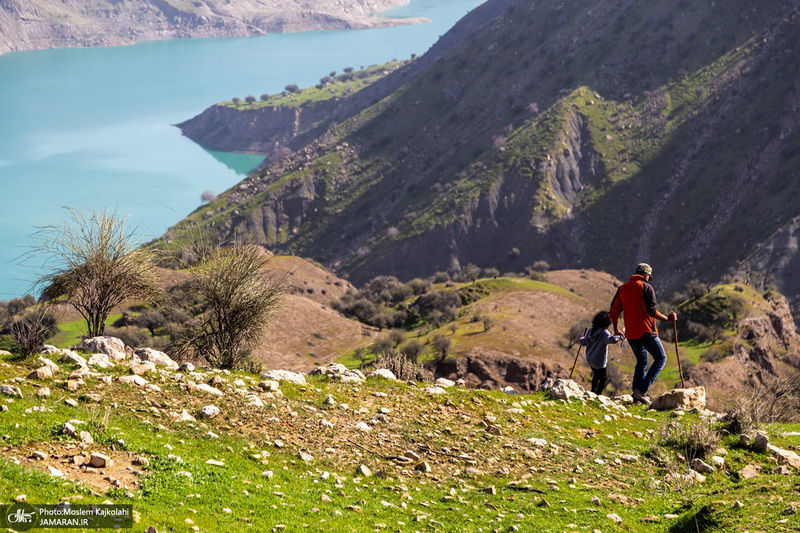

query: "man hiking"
left=609, top=263, right=676, bottom=405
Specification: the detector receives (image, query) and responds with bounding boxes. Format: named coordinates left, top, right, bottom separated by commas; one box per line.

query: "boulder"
left=37, top=357, right=60, bottom=374
left=752, top=431, right=769, bottom=453
left=179, top=362, right=195, bottom=372
left=691, top=458, right=715, bottom=474
left=258, top=380, right=281, bottom=391
left=117, top=375, right=148, bottom=387
left=27, top=366, right=53, bottom=380
left=59, top=350, right=88, bottom=367
left=547, top=379, right=585, bottom=401
left=434, top=378, right=455, bottom=388
left=81, top=337, right=126, bottom=361
left=0, top=384, right=23, bottom=398
left=650, top=386, right=706, bottom=411
left=367, top=369, right=397, bottom=380
left=421, top=386, right=447, bottom=395
left=89, top=453, right=112, bottom=468
left=131, top=362, right=156, bottom=376
left=193, top=383, right=224, bottom=396
left=135, top=348, right=178, bottom=369
left=261, top=369, right=306, bottom=385
left=766, top=444, right=800, bottom=470
left=308, top=363, right=349, bottom=376
left=201, top=405, right=220, bottom=418
left=87, top=353, right=115, bottom=369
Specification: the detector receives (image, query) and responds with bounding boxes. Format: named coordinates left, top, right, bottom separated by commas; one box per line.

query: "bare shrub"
left=170, top=242, right=288, bottom=370
left=11, top=307, right=58, bottom=356
left=656, top=417, right=720, bottom=461
left=200, top=190, right=216, bottom=203
left=721, top=373, right=800, bottom=433
left=373, top=351, right=429, bottom=382
left=29, top=207, right=162, bottom=337
left=431, top=333, right=452, bottom=361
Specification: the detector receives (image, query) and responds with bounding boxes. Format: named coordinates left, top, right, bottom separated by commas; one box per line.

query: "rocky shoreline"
left=0, top=0, right=428, bottom=55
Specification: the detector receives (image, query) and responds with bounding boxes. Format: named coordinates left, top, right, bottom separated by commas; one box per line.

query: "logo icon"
left=4, top=503, right=37, bottom=531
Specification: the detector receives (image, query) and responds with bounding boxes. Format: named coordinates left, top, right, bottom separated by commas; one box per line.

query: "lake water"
left=0, top=0, right=483, bottom=299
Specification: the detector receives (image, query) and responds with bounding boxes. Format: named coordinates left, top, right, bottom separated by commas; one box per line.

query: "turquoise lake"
left=0, top=0, right=483, bottom=299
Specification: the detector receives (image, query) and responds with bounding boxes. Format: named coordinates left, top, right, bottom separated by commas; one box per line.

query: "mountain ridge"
left=166, top=0, right=800, bottom=317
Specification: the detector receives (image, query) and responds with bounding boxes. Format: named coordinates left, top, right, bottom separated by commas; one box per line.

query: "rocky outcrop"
left=432, top=352, right=564, bottom=392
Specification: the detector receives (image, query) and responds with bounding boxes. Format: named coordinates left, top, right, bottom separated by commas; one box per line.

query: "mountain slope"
left=165, top=0, right=800, bottom=312
left=0, top=0, right=426, bottom=55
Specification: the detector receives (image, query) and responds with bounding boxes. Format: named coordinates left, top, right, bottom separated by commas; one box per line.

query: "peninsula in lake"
left=0, top=0, right=428, bottom=55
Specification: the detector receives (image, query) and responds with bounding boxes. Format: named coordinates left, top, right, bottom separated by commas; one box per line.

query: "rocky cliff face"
left=0, top=0, right=426, bottom=55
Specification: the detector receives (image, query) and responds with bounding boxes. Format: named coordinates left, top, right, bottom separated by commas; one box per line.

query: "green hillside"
left=1, top=351, right=799, bottom=532
left=163, top=0, right=800, bottom=321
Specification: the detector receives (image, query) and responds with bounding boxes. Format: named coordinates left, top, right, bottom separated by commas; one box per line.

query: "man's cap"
left=635, top=263, right=653, bottom=278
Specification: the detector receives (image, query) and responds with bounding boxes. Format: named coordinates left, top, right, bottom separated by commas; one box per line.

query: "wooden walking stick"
left=569, top=328, right=589, bottom=380
left=672, top=321, right=685, bottom=388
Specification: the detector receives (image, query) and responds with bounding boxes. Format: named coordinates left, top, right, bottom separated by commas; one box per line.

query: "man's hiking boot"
left=632, top=390, right=651, bottom=406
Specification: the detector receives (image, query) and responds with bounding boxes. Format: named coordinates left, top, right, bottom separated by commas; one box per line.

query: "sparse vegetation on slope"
left=1, top=352, right=799, bottom=532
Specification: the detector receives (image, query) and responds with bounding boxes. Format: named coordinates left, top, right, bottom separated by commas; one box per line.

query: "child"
left=579, top=311, right=624, bottom=396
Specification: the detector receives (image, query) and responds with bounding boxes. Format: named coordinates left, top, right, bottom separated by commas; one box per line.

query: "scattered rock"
left=259, top=380, right=281, bottom=391
left=692, top=458, right=715, bottom=474
left=367, top=369, right=397, bottom=380
left=32, top=451, right=48, bottom=460
left=752, top=431, right=769, bottom=453
left=607, top=513, right=623, bottom=524
left=0, top=385, right=23, bottom=398
left=205, top=459, right=225, bottom=466
left=774, top=465, right=792, bottom=475
left=356, top=464, right=372, bottom=477
left=133, top=456, right=149, bottom=467
left=299, top=452, right=314, bottom=463
left=766, top=444, right=800, bottom=470
left=201, top=405, right=220, bottom=419
left=64, top=399, right=79, bottom=407
left=415, top=461, right=431, bottom=473
left=58, top=351, right=88, bottom=367
left=118, top=375, right=148, bottom=387
left=711, top=456, right=725, bottom=467
left=434, top=378, right=455, bottom=388
left=421, top=386, right=447, bottom=395
left=89, top=453, right=112, bottom=468
left=180, top=362, right=195, bottom=372
left=79, top=431, right=94, bottom=445
left=261, top=370, right=306, bottom=385
left=87, top=353, right=115, bottom=369
left=193, top=383, right=224, bottom=396
left=37, top=387, right=51, bottom=398
left=650, top=387, right=706, bottom=411
left=27, top=366, right=53, bottom=380
left=170, top=410, right=196, bottom=423
left=739, top=434, right=752, bottom=447
left=81, top=337, right=126, bottom=361
left=48, top=466, right=64, bottom=477
left=130, top=362, right=156, bottom=376
left=502, top=386, right=520, bottom=395
left=480, top=485, right=496, bottom=495
left=355, top=422, right=372, bottom=432
left=738, top=465, right=759, bottom=479
left=733, top=500, right=744, bottom=509
left=546, top=379, right=585, bottom=401
left=37, top=357, right=60, bottom=374
left=135, top=348, right=179, bottom=369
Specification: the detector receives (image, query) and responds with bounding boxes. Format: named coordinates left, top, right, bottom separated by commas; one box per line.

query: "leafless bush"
left=27, top=207, right=162, bottom=338
left=721, top=373, right=800, bottom=433
left=656, top=417, right=720, bottom=461
left=11, top=306, right=57, bottom=357
left=373, top=351, right=430, bottom=382
left=170, top=241, right=288, bottom=370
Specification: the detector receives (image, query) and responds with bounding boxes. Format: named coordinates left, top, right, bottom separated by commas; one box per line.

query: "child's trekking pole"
left=568, top=328, right=589, bottom=380
left=673, top=321, right=685, bottom=388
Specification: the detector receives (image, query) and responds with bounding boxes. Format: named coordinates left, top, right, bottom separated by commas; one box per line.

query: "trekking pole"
left=568, top=328, right=589, bottom=380
left=672, top=321, right=685, bottom=388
